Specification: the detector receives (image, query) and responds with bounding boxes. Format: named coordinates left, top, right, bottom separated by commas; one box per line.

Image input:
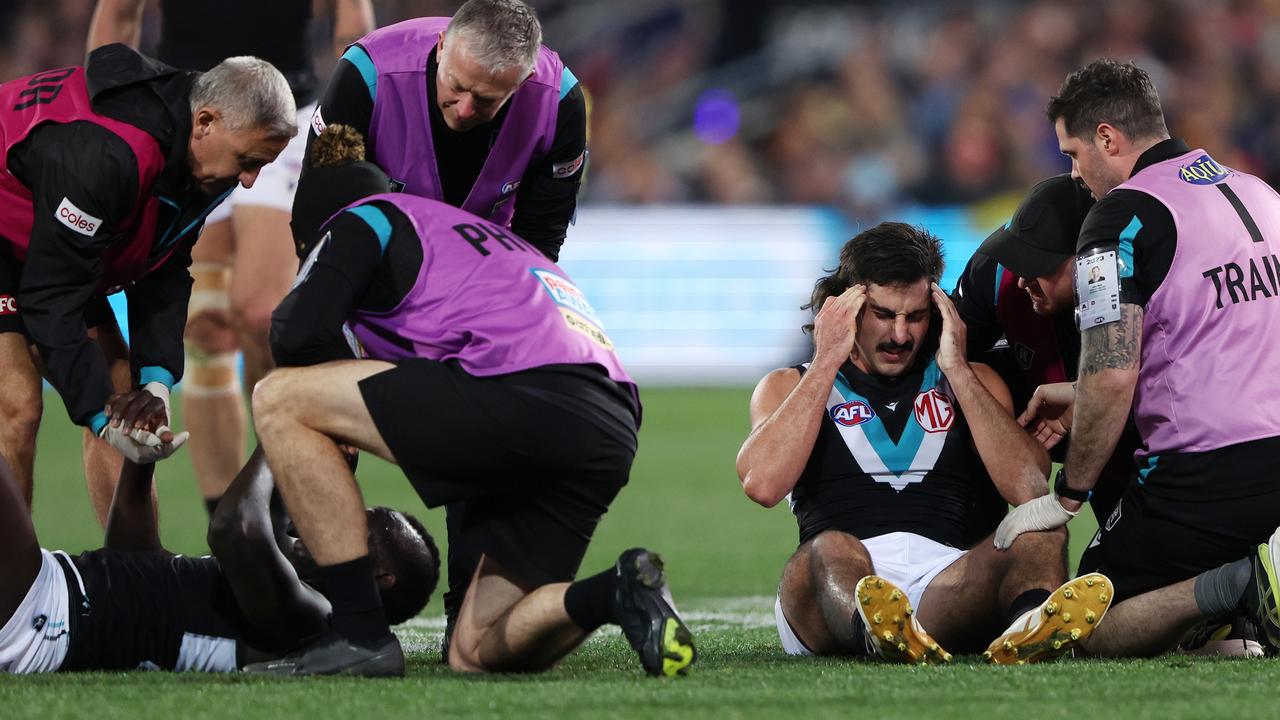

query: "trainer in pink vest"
left=1113, top=149, right=1280, bottom=457
left=0, top=67, right=173, bottom=292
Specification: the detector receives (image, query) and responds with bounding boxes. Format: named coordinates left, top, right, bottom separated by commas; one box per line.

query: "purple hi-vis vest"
left=1114, top=149, right=1280, bottom=457
left=358, top=18, right=563, bottom=226
left=340, top=193, right=635, bottom=394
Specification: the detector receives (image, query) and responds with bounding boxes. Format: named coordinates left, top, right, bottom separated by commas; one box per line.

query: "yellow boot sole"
left=984, top=573, right=1113, bottom=665
left=855, top=575, right=952, bottom=665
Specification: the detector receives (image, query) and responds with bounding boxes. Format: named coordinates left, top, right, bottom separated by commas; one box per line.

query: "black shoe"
left=1243, top=528, right=1280, bottom=652
left=612, top=548, right=696, bottom=677
left=1179, top=613, right=1265, bottom=657
left=243, top=632, right=405, bottom=677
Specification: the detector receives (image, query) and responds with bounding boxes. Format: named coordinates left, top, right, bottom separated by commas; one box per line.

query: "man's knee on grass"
left=446, top=560, right=546, bottom=674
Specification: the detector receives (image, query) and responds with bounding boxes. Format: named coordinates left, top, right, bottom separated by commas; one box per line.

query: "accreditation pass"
left=1076, top=250, right=1122, bottom=327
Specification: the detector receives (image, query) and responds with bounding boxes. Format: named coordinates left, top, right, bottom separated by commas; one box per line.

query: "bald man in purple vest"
left=994, top=59, right=1280, bottom=658
left=244, top=126, right=694, bottom=677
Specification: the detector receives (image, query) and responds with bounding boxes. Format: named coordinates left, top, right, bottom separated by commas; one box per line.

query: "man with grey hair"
left=298, top=0, right=586, bottom=263
left=0, top=42, right=293, bottom=523
left=295, top=0, right=589, bottom=649
left=89, top=0, right=376, bottom=521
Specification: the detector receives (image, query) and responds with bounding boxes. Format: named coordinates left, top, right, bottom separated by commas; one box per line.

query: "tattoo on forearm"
left=1080, top=304, right=1143, bottom=375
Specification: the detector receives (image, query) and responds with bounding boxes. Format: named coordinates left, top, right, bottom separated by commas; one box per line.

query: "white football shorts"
left=775, top=531, right=966, bottom=656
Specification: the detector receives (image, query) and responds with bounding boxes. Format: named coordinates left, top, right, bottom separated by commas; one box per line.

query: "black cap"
left=976, top=174, right=1095, bottom=278
left=290, top=161, right=393, bottom=259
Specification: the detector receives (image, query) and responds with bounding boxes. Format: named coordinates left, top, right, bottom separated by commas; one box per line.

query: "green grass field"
left=4, top=387, right=1275, bottom=719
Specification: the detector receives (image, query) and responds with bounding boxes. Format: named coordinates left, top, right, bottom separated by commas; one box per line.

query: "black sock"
left=1194, top=558, right=1253, bottom=617
left=564, top=567, right=618, bottom=632
left=318, top=555, right=392, bottom=648
left=1008, top=589, right=1052, bottom=626
left=203, top=496, right=222, bottom=517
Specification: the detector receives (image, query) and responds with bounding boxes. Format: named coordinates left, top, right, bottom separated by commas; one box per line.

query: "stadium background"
left=3, top=1, right=1280, bottom=716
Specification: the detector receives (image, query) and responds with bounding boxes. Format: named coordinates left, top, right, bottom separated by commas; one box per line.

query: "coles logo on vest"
left=1177, top=154, right=1230, bottom=185
left=54, top=197, right=102, bottom=237
left=913, top=389, right=954, bottom=433
left=830, top=400, right=875, bottom=427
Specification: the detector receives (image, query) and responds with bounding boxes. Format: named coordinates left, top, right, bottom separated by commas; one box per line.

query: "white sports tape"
left=181, top=351, right=241, bottom=398
left=189, top=262, right=231, bottom=317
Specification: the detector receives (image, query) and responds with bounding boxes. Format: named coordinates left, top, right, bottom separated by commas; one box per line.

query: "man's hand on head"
left=930, top=283, right=968, bottom=377
left=812, top=284, right=866, bottom=370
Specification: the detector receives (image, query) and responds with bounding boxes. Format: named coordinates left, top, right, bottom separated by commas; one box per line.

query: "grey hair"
left=444, top=0, right=542, bottom=75
left=190, top=56, right=297, bottom=139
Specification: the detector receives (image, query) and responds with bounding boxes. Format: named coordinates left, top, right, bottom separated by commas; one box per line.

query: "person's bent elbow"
left=740, top=471, right=788, bottom=508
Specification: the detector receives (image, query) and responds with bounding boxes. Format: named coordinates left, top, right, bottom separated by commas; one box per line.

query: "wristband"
left=1054, top=468, right=1092, bottom=503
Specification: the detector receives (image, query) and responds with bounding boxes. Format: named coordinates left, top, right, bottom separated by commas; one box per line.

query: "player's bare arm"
left=102, top=460, right=164, bottom=553
left=331, top=0, right=376, bottom=57
left=207, top=447, right=330, bottom=651
left=737, top=285, right=866, bottom=507
left=86, top=0, right=147, bottom=54
left=930, top=283, right=1049, bottom=505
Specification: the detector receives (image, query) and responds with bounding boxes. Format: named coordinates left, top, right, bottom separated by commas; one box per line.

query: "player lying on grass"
left=245, top=124, right=695, bottom=678
left=0, top=440, right=437, bottom=674
left=738, top=223, right=1112, bottom=664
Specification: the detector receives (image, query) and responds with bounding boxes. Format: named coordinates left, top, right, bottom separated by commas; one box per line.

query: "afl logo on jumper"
left=913, top=389, right=954, bottom=433
left=830, top=400, right=875, bottom=427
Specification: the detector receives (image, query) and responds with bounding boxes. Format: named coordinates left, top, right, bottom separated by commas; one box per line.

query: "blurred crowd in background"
left=4, top=0, right=1280, bottom=219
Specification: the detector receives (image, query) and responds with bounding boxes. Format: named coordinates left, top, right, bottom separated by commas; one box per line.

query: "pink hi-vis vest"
left=1114, top=149, right=1280, bottom=457
left=0, top=67, right=170, bottom=291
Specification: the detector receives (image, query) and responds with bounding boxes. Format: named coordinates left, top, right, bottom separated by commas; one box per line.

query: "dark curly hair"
left=368, top=506, right=440, bottom=625
left=1046, top=59, right=1168, bottom=141
left=802, top=222, right=944, bottom=334
left=309, top=123, right=367, bottom=167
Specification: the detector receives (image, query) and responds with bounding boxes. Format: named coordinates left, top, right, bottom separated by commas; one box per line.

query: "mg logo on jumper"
left=830, top=400, right=875, bottom=427
left=913, top=389, right=954, bottom=433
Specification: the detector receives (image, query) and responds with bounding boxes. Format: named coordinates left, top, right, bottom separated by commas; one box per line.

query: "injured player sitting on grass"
left=736, top=222, right=1114, bottom=664
left=0, top=442, right=438, bottom=674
